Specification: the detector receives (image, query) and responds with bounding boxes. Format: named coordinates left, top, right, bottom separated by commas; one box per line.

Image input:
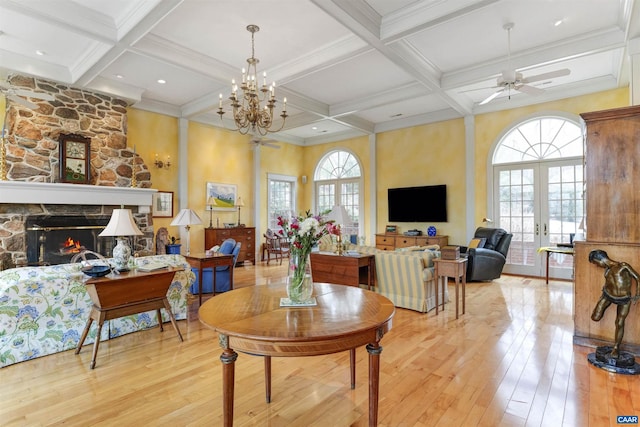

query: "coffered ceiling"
left=1, top=0, right=639, bottom=145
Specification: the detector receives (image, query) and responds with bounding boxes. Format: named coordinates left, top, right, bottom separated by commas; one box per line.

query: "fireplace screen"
left=26, top=216, right=117, bottom=265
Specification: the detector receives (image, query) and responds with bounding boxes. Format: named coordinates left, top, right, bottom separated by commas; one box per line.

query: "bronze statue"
left=589, top=249, right=640, bottom=358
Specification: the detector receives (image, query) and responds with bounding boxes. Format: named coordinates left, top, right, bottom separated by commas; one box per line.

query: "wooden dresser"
left=375, top=233, right=448, bottom=251
left=204, top=227, right=256, bottom=265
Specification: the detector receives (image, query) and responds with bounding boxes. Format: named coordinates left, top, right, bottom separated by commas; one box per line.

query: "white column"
left=465, top=115, right=476, bottom=242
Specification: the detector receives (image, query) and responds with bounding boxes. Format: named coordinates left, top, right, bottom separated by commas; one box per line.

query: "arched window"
left=314, top=150, right=362, bottom=240
left=491, top=114, right=584, bottom=280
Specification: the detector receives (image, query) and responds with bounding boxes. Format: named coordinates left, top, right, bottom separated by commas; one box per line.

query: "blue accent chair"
left=189, top=239, right=241, bottom=294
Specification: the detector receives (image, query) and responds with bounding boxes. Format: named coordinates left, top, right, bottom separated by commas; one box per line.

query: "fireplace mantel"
left=0, top=181, right=156, bottom=207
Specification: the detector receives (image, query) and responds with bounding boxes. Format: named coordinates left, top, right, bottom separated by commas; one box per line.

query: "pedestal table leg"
left=367, top=342, right=383, bottom=427
left=220, top=347, right=238, bottom=427
left=264, top=356, right=271, bottom=403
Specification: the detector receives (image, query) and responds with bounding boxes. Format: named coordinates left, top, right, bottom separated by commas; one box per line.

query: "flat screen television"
left=388, top=185, right=447, bottom=222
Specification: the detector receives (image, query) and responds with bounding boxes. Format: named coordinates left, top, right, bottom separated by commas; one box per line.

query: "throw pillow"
left=468, top=237, right=486, bottom=249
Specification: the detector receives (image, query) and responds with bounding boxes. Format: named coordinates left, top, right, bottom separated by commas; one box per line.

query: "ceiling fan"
left=248, top=132, right=280, bottom=149
left=478, top=23, right=570, bottom=105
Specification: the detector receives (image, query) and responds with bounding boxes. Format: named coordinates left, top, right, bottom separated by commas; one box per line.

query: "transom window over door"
left=492, top=115, right=584, bottom=280
left=314, top=150, right=362, bottom=240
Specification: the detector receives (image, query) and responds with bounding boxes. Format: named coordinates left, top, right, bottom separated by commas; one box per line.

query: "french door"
left=495, top=158, right=583, bottom=279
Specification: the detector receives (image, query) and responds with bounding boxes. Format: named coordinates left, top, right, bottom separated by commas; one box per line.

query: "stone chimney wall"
left=0, top=75, right=156, bottom=269
left=4, top=74, right=150, bottom=186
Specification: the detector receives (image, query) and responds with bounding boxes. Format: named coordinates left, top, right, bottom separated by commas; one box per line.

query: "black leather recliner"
left=461, top=227, right=513, bottom=281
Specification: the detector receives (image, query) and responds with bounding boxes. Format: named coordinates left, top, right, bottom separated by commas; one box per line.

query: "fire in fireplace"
left=25, top=216, right=116, bottom=265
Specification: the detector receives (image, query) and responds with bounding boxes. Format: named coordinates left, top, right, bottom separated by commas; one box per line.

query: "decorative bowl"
left=81, top=265, right=111, bottom=277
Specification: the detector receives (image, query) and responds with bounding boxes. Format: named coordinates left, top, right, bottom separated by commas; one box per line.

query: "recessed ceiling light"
left=157, top=79, right=166, bottom=84
left=115, top=74, right=124, bottom=79
left=35, top=50, right=46, bottom=56
left=311, top=126, right=318, bottom=130
left=554, top=19, right=563, bottom=27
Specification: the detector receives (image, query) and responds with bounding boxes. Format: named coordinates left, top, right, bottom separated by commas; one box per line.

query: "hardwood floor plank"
left=0, top=263, right=637, bottom=426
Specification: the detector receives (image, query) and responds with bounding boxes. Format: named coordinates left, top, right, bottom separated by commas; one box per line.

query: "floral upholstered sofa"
left=0, top=254, right=195, bottom=368
left=318, top=236, right=447, bottom=313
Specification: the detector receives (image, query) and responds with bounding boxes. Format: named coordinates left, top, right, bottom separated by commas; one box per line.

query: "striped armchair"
left=374, top=249, right=448, bottom=313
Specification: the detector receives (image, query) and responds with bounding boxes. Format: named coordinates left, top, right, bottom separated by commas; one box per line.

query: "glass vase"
left=287, top=253, right=314, bottom=303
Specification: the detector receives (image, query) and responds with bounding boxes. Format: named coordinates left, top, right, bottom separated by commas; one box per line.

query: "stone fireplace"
left=0, top=75, right=158, bottom=269
left=25, top=215, right=113, bottom=265
left=0, top=181, right=156, bottom=269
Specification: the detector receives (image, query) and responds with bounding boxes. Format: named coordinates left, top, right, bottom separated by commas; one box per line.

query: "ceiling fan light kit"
left=478, top=22, right=570, bottom=106
left=217, top=25, right=288, bottom=137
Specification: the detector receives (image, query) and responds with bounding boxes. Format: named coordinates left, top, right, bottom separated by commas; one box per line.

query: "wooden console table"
left=375, top=233, right=448, bottom=251
left=198, top=283, right=395, bottom=426
left=310, top=251, right=376, bottom=290
left=75, top=267, right=184, bottom=369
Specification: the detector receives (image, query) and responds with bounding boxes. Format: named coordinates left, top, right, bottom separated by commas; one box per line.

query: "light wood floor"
left=1, top=262, right=638, bottom=426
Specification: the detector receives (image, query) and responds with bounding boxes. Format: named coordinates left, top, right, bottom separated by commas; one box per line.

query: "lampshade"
left=327, top=205, right=350, bottom=225
left=99, top=209, right=143, bottom=271
left=170, top=209, right=202, bottom=226
left=99, top=209, right=143, bottom=237
left=236, top=197, right=245, bottom=207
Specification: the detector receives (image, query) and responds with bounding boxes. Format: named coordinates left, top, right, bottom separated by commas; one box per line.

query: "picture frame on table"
left=59, top=134, right=91, bottom=184
left=152, top=191, right=174, bottom=218
left=385, top=225, right=398, bottom=234
left=206, top=182, right=237, bottom=211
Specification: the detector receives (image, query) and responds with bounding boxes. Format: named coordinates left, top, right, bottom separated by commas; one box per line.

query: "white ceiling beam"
left=442, top=27, right=626, bottom=89
left=76, top=0, right=184, bottom=86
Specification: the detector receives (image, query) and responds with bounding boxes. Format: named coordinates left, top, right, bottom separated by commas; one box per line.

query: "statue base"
left=587, top=346, right=640, bottom=375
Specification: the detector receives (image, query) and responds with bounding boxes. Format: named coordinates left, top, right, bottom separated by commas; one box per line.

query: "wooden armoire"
left=574, top=105, right=640, bottom=353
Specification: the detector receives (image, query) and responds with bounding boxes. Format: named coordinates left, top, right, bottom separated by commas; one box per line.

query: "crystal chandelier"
left=217, top=25, right=287, bottom=136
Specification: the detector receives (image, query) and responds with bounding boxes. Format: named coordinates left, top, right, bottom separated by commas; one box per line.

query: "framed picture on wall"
left=206, top=182, right=237, bottom=211
left=152, top=191, right=174, bottom=217
left=59, top=134, right=91, bottom=184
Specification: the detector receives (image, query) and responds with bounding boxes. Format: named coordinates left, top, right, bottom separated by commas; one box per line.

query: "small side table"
left=433, top=258, right=468, bottom=319
left=537, top=246, right=574, bottom=284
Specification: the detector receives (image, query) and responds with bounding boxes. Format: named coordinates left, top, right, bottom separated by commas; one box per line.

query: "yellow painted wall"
left=125, top=86, right=629, bottom=256
left=376, top=119, right=467, bottom=244
left=127, top=108, right=179, bottom=240
left=186, top=122, right=254, bottom=253
left=473, top=87, right=629, bottom=233
left=258, top=141, right=306, bottom=232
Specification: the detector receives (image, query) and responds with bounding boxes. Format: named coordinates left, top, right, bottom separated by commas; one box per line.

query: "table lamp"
left=327, top=205, right=350, bottom=255
left=170, top=208, right=202, bottom=255
left=236, top=196, right=245, bottom=226
left=99, top=208, right=143, bottom=270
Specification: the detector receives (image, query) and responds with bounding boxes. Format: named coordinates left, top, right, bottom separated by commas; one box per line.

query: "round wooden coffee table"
left=199, top=282, right=395, bottom=426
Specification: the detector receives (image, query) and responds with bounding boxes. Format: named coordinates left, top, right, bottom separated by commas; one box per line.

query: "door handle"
left=544, top=223, right=548, bottom=236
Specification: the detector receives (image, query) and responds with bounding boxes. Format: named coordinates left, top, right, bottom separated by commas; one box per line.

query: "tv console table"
left=375, top=234, right=448, bottom=251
